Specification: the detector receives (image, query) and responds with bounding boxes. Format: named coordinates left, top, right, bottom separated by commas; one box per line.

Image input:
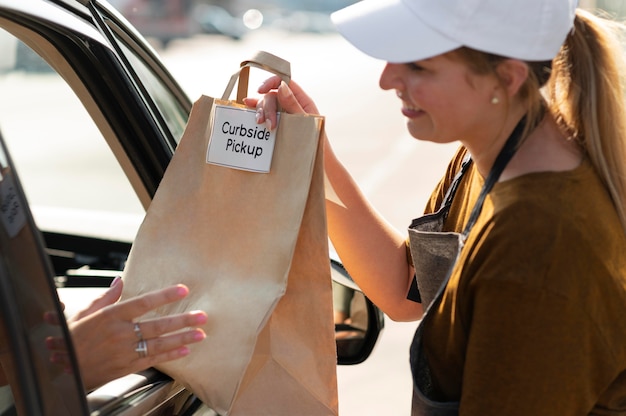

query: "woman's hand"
left=47, top=277, right=207, bottom=391
left=243, top=76, right=320, bottom=130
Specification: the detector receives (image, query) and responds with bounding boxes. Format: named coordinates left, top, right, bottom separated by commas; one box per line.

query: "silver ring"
left=135, top=339, right=148, bottom=358
left=133, top=323, right=143, bottom=339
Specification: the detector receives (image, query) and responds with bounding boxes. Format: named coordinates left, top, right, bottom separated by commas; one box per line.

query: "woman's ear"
left=495, top=59, right=529, bottom=98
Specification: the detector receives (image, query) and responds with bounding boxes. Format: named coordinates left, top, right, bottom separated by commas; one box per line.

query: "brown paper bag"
left=120, top=51, right=338, bottom=415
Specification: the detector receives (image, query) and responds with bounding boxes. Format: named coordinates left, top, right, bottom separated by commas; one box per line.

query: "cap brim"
left=331, top=0, right=460, bottom=63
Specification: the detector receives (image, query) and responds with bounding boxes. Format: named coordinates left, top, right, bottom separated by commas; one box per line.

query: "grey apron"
left=407, top=118, right=527, bottom=415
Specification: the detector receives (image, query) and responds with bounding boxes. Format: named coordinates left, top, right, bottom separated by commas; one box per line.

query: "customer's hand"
left=46, top=277, right=207, bottom=391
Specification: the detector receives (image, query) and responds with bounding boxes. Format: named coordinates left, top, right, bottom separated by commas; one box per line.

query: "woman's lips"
left=401, top=105, right=423, bottom=118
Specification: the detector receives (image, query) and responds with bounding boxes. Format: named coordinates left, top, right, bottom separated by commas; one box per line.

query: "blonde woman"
left=248, top=0, right=626, bottom=413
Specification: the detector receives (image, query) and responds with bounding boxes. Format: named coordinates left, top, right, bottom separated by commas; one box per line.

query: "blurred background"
left=108, top=0, right=359, bottom=47
left=108, top=0, right=626, bottom=49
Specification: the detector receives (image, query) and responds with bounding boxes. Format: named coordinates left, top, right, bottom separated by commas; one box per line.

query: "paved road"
left=155, top=30, right=457, bottom=415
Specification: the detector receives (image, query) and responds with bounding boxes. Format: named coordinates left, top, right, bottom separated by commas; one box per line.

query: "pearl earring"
left=491, top=96, right=499, bottom=105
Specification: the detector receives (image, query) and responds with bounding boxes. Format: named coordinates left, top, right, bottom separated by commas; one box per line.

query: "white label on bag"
left=206, top=105, right=279, bottom=173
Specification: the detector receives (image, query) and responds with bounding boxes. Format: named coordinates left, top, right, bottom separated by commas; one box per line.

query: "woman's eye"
left=406, top=62, right=425, bottom=72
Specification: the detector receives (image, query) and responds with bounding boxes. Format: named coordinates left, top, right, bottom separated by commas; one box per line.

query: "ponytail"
left=547, top=9, right=626, bottom=233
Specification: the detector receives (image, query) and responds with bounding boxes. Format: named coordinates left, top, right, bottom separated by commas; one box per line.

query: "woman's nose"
left=379, top=62, right=403, bottom=92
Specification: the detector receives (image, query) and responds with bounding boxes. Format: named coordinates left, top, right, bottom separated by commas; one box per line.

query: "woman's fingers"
left=257, top=75, right=283, bottom=94
left=242, top=97, right=259, bottom=108
left=134, top=310, right=208, bottom=340
left=247, top=77, right=322, bottom=130
left=277, top=81, right=306, bottom=114
left=279, top=80, right=320, bottom=115
left=44, top=310, right=63, bottom=326
left=261, top=91, right=280, bottom=130
left=114, top=284, right=190, bottom=321
left=49, top=350, right=71, bottom=369
left=45, top=335, right=68, bottom=352
left=69, top=276, right=123, bottom=322
left=249, top=83, right=303, bottom=131
left=134, top=327, right=206, bottom=364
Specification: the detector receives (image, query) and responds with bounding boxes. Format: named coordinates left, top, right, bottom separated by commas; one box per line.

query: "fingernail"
left=110, top=276, right=121, bottom=287
left=176, top=285, right=189, bottom=298
left=45, top=337, right=55, bottom=350
left=43, top=311, right=57, bottom=324
left=193, top=330, right=206, bottom=341
left=179, top=346, right=191, bottom=356
left=279, top=81, right=290, bottom=98
left=256, top=108, right=263, bottom=123
left=265, top=119, right=273, bottom=130
left=190, top=310, right=208, bottom=324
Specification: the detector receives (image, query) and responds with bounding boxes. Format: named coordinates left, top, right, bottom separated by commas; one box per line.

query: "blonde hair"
left=453, top=9, right=626, bottom=234
left=548, top=9, right=626, bottom=234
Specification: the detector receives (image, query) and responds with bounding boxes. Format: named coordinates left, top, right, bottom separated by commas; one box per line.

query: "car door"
left=0, top=130, right=88, bottom=415
left=0, top=1, right=213, bottom=414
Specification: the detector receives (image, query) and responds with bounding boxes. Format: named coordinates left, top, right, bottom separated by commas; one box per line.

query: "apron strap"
left=439, top=154, right=472, bottom=220
left=461, top=116, right=527, bottom=238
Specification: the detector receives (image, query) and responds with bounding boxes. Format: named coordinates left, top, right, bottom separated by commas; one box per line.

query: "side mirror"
left=331, top=257, right=385, bottom=365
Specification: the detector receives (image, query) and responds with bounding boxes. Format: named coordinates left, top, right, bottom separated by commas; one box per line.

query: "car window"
left=115, top=38, right=188, bottom=143
left=120, top=42, right=188, bottom=143
left=98, top=5, right=191, bottom=147
left=0, top=28, right=145, bottom=240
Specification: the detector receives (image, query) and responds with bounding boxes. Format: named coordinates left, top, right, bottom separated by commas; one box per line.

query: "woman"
left=247, top=0, right=626, bottom=413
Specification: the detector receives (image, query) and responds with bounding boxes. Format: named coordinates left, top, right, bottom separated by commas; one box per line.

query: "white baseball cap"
left=331, top=0, right=578, bottom=63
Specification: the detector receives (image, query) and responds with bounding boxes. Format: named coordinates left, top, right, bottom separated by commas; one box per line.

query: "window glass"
left=116, top=39, right=188, bottom=144
left=0, top=29, right=145, bottom=241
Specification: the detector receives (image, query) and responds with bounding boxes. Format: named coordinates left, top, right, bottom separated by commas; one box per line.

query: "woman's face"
left=379, top=53, right=501, bottom=146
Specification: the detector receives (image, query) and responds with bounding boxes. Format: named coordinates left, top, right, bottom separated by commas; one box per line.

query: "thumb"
left=70, top=276, right=123, bottom=321
left=277, top=81, right=306, bottom=114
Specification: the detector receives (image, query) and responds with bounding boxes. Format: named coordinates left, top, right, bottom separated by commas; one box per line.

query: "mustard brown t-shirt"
left=415, top=146, right=626, bottom=415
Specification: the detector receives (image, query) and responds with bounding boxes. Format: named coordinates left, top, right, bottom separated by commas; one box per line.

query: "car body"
left=0, top=0, right=383, bottom=414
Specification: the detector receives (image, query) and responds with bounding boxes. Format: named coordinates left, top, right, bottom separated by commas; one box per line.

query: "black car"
left=0, top=0, right=383, bottom=414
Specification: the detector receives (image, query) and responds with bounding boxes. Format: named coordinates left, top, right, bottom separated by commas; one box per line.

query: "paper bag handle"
left=221, top=51, right=292, bottom=104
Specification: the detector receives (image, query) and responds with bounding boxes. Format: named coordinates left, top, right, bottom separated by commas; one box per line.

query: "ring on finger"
left=133, top=322, right=143, bottom=339
left=135, top=339, right=148, bottom=358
